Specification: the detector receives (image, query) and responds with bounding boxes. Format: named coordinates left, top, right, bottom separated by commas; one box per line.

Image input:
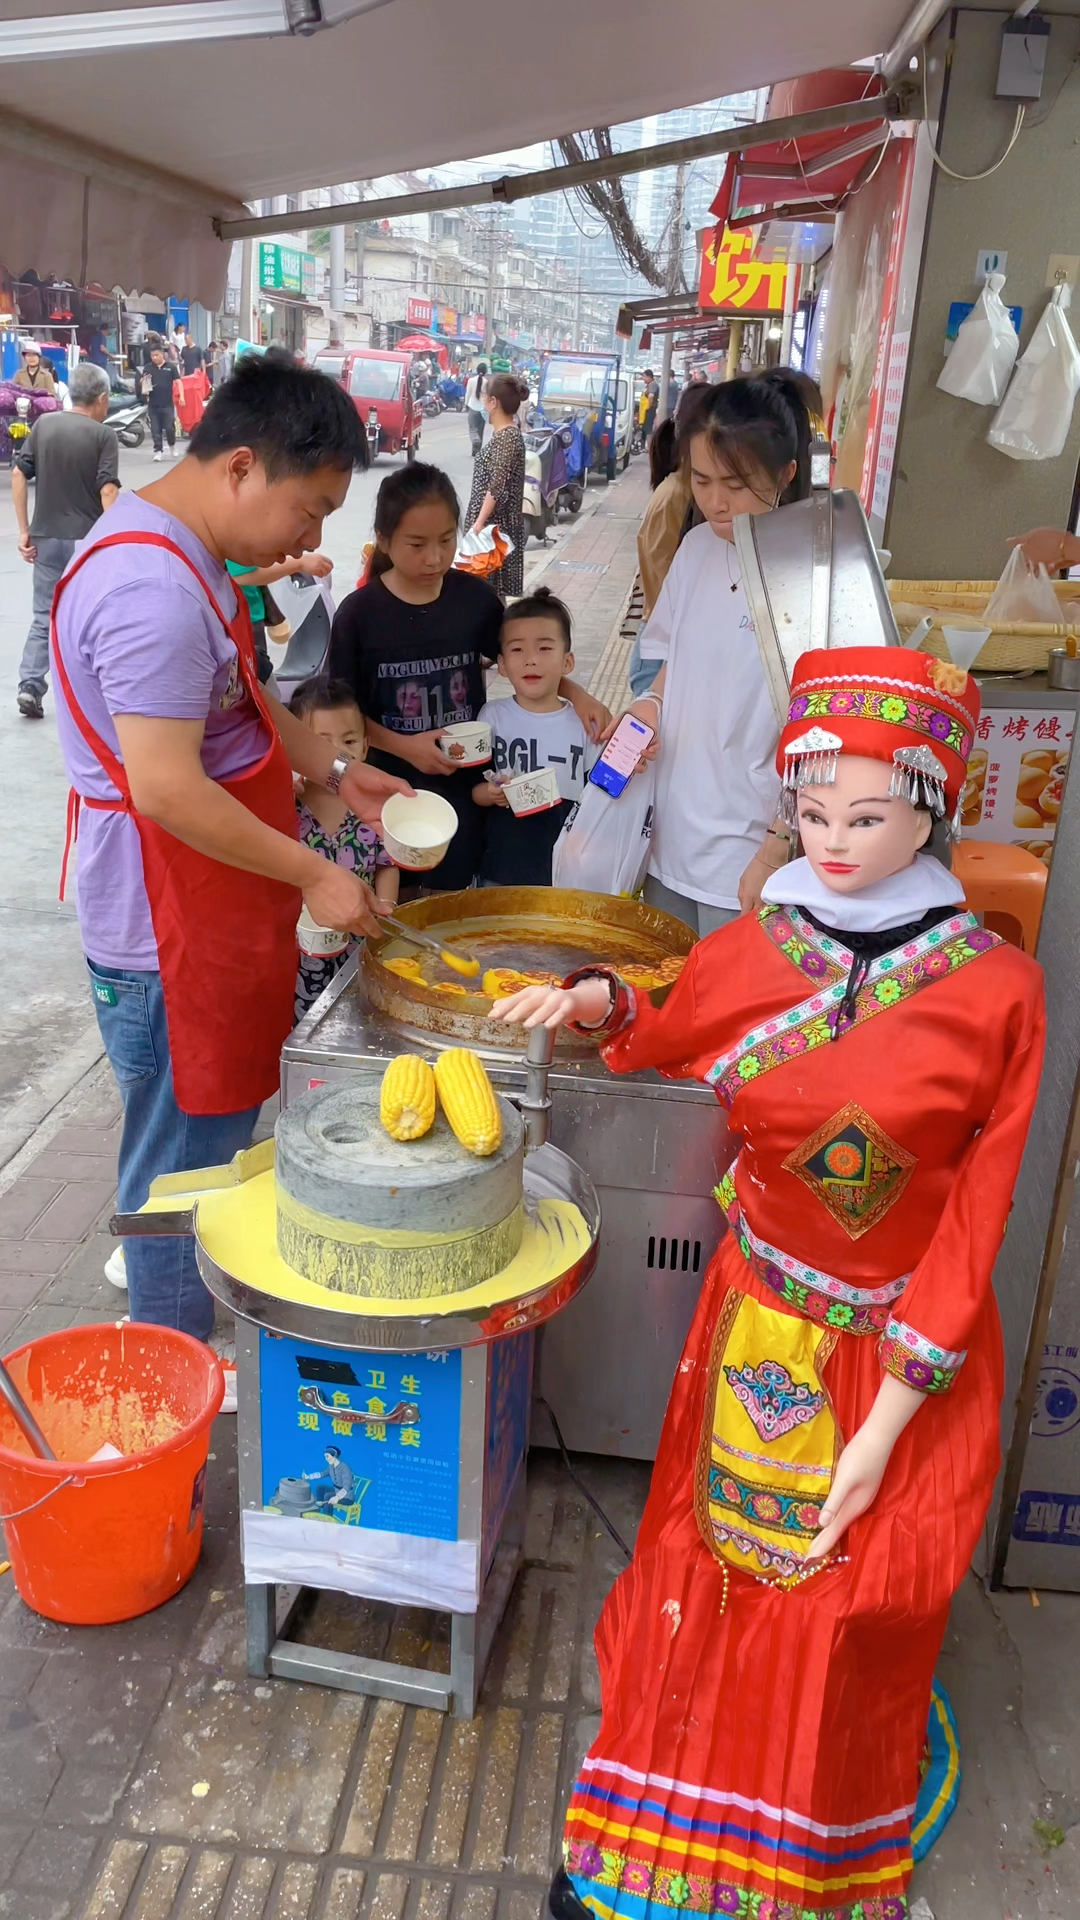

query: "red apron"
left=51, top=530, right=301, bottom=1117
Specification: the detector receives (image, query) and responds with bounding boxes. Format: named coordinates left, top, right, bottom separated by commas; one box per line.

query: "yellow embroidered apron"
left=695, top=1291, right=840, bottom=1590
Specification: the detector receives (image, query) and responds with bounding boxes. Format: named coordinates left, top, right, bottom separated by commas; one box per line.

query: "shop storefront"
left=258, top=243, right=322, bottom=357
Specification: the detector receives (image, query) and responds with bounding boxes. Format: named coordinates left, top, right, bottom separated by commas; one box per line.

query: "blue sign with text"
left=1012, top=1489, right=1080, bottom=1546
left=258, top=1332, right=462, bottom=1541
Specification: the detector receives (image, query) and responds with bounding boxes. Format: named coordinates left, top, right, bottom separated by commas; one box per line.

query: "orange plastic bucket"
left=0, top=1322, right=224, bottom=1624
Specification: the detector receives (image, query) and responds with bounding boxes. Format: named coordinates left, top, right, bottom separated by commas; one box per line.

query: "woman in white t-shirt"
left=627, top=370, right=821, bottom=936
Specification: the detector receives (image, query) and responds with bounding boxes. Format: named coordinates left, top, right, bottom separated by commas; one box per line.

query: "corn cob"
left=379, top=1054, right=437, bottom=1141
left=434, top=1049, right=503, bottom=1157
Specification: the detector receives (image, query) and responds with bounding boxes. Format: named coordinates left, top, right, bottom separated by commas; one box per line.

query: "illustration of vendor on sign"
left=303, top=1446, right=358, bottom=1509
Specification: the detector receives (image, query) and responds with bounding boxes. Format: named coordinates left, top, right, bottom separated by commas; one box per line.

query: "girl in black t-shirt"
left=328, top=464, right=610, bottom=892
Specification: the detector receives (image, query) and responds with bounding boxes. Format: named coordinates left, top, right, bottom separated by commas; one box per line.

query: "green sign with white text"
left=259, top=242, right=318, bottom=298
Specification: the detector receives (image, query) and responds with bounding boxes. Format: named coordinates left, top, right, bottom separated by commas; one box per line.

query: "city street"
left=0, top=407, right=563, bottom=1168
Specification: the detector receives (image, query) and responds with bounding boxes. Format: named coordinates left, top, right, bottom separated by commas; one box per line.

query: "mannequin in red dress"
left=495, top=648, right=1045, bottom=1920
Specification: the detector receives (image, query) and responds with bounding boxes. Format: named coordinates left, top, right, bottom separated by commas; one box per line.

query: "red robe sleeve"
left=592, top=918, right=759, bottom=1084
left=879, top=966, right=1046, bottom=1395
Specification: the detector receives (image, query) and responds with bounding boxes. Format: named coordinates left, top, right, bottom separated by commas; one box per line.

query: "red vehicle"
left=314, top=346, right=422, bottom=463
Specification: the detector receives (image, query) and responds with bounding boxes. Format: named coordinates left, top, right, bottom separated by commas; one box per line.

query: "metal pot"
left=1047, top=647, right=1080, bottom=692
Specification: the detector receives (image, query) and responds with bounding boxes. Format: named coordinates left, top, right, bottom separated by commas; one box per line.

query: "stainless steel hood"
left=734, top=442, right=902, bottom=726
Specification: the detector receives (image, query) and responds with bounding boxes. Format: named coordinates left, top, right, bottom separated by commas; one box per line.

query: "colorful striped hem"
left=564, top=1757, right=913, bottom=1917
left=564, top=1840, right=910, bottom=1918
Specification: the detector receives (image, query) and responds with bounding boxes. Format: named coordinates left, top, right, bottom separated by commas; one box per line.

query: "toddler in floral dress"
left=289, top=675, right=399, bottom=1020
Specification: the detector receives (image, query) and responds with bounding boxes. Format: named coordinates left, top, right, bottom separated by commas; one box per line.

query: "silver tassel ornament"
left=888, top=745, right=949, bottom=818
left=780, top=728, right=843, bottom=825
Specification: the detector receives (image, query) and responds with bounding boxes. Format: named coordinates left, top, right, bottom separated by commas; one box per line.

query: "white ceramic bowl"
left=381, top=791, right=459, bottom=870
left=438, top=720, right=492, bottom=767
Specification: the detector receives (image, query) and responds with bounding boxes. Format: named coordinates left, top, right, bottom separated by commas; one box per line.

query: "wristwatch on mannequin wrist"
left=324, top=756, right=350, bottom=795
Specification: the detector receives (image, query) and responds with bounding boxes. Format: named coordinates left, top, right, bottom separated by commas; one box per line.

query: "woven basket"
left=888, top=579, right=1080, bottom=672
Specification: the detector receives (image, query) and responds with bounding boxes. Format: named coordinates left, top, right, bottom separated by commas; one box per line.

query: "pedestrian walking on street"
left=141, top=345, right=179, bottom=459
left=465, top=361, right=488, bottom=457
left=641, top=367, right=659, bottom=441
left=466, top=373, right=528, bottom=600
left=12, top=360, right=118, bottom=720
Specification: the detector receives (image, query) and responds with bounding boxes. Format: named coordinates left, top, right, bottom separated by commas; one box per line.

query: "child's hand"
left=402, top=730, right=454, bottom=778
left=473, top=777, right=509, bottom=807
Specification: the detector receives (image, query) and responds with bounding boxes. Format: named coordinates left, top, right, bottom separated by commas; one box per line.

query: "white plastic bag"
left=988, top=285, right=1080, bottom=461
left=983, top=548, right=1063, bottom=625
left=551, top=761, right=656, bottom=896
left=936, top=274, right=1018, bottom=406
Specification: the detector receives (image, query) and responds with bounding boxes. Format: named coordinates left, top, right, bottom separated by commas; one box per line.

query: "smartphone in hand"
left=588, top=713, right=655, bottom=799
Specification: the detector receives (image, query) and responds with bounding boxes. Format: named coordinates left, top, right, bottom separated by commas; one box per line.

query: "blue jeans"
left=87, top=959, right=261, bottom=1342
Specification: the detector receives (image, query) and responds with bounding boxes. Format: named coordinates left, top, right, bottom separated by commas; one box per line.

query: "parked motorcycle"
left=523, top=420, right=585, bottom=541
left=107, top=399, right=149, bottom=449
left=421, top=392, right=444, bottom=419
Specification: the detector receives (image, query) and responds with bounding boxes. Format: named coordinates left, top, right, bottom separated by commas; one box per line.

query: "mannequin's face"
left=796, top=754, right=933, bottom=895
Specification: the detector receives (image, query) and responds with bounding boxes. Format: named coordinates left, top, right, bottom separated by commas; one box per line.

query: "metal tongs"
left=378, top=914, right=482, bottom=980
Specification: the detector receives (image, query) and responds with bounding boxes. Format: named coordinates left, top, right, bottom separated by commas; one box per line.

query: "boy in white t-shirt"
left=474, top=588, right=596, bottom=885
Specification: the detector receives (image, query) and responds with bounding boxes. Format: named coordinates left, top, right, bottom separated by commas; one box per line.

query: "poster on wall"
left=959, top=706, right=1073, bottom=867
left=818, top=138, right=916, bottom=503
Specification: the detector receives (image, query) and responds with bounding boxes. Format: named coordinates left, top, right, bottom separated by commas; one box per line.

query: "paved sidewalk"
left=4, top=450, right=1080, bottom=1917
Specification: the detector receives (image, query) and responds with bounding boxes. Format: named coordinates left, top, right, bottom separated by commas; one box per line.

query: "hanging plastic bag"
left=936, top=274, right=1018, bottom=406
left=551, top=761, right=657, bottom=897
left=453, top=526, right=514, bottom=579
left=983, top=547, right=1063, bottom=625
left=988, top=284, right=1080, bottom=461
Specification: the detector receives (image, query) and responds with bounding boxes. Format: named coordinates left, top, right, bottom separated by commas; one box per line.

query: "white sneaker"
left=211, top=1334, right=237, bottom=1413
left=168, top=445, right=178, bottom=459
left=152, top=450, right=164, bottom=462
left=104, top=1246, right=128, bottom=1290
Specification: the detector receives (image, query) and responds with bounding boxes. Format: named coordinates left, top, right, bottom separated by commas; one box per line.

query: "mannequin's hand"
left=491, top=978, right=612, bottom=1031
left=805, top=1423, right=893, bottom=1561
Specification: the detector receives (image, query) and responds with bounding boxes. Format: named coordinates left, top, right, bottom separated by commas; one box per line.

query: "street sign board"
left=698, top=227, right=798, bottom=316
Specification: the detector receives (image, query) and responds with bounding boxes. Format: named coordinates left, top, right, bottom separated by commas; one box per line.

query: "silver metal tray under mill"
left=194, top=1143, right=600, bottom=1352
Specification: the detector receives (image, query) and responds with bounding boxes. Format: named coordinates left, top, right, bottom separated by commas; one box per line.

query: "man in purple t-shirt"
left=53, top=350, right=409, bottom=1354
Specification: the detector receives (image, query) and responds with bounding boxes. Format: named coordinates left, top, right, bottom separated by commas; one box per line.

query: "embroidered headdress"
left=776, top=647, right=980, bottom=838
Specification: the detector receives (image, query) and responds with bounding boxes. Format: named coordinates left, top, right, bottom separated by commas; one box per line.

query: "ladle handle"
left=0, top=1357, right=56, bottom=1460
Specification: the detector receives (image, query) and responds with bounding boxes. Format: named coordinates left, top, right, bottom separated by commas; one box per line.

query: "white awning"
left=0, top=0, right=927, bottom=306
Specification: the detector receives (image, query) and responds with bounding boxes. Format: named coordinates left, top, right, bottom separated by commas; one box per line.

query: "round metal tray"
left=195, top=1144, right=600, bottom=1351
left=362, top=885, right=694, bottom=1053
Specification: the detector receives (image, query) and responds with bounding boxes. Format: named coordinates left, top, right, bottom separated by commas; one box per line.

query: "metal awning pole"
left=879, top=0, right=953, bottom=83
left=217, top=92, right=910, bottom=242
